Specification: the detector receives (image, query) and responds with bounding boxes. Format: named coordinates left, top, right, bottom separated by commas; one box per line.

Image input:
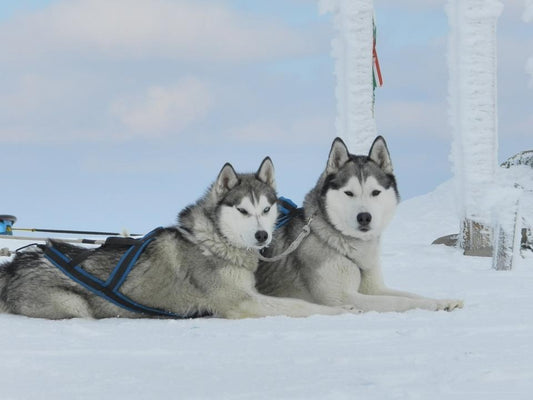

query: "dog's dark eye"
left=263, top=206, right=271, bottom=214
left=344, top=191, right=354, bottom=197
left=371, top=190, right=381, bottom=197
left=237, top=207, right=249, bottom=215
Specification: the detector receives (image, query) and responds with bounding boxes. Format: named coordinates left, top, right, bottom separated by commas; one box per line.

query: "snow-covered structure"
left=493, top=153, right=533, bottom=268
left=319, top=0, right=376, bottom=153
left=446, top=0, right=503, bottom=257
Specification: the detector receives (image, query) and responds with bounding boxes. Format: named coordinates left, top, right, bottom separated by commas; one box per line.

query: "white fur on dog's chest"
left=219, top=264, right=257, bottom=290
left=342, top=239, right=380, bottom=272
left=315, top=254, right=362, bottom=299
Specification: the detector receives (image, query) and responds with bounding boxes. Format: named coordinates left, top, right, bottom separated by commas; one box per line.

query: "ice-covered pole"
left=446, top=0, right=503, bottom=255
left=319, top=0, right=377, bottom=153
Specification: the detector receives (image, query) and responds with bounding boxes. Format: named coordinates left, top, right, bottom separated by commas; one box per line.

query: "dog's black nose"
left=357, top=212, right=372, bottom=226
left=255, top=230, right=269, bottom=243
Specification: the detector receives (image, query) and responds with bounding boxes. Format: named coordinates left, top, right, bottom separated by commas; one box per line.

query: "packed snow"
left=1, top=181, right=532, bottom=399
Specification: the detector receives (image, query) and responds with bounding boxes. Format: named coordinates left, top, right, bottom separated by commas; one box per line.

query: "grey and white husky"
left=256, top=137, right=463, bottom=313
left=0, top=158, right=352, bottom=319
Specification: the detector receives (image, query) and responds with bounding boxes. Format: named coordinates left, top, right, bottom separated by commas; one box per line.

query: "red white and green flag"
left=372, top=19, right=383, bottom=90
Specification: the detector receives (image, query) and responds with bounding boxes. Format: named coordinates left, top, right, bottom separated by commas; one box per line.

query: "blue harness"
left=276, top=196, right=300, bottom=229
left=43, top=227, right=197, bottom=318
left=42, top=197, right=301, bottom=318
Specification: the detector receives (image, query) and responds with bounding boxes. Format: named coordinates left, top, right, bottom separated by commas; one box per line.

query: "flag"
left=372, top=19, right=383, bottom=89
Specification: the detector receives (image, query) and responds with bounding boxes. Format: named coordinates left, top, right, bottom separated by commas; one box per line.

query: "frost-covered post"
left=446, top=0, right=503, bottom=257
left=491, top=0, right=533, bottom=269
left=492, top=190, right=522, bottom=270
left=319, top=0, right=377, bottom=153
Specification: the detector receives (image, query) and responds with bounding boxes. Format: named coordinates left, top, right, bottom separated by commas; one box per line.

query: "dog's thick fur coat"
left=0, top=159, right=351, bottom=319
left=256, top=137, right=463, bottom=313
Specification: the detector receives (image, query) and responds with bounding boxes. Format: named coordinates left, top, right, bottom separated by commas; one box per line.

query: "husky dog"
left=0, top=158, right=353, bottom=319
left=256, top=137, right=463, bottom=313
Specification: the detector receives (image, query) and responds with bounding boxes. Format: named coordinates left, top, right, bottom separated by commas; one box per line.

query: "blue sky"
left=1, top=0, right=532, bottom=234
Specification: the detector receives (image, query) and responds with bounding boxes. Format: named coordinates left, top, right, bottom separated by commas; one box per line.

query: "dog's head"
left=212, top=157, right=278, bottom=250
left=319, top=136, right=399, bottom=241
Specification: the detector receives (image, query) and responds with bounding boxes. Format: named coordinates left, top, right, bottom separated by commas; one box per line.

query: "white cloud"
left=0, top=73, right=82, bottom=143
left=0, top=74, right=214, bottom=143
left=0, top=74, right=68, bottom=119
left=229, top=115, right=333, bottom=144
left=524, top=0, right=533, bottom=21
left=0, top=0, right=317, bottom=63
left=110, top=78, right=214, bottom=137
left=0, top=0, right=322, bottom=144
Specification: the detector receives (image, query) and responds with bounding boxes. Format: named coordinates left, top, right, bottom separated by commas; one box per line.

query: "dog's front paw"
left=340, top=304, right=364, bottom=314
left=436, top=299, right=464, bottom=312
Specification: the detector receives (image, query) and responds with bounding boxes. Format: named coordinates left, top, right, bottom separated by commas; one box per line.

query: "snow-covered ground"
left=1, top=182, right=532, bottom=399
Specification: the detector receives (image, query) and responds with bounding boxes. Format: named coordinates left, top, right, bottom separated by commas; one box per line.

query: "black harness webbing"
left=43, top=227, right=195, bottom=319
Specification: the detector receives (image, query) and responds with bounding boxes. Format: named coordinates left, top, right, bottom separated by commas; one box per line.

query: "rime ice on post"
left=446, top=0, right=503, bottom=257
left=490, top=1, right=533, bottom=269
left=319, top=0, right=377, bottom=154
left=492, top=189, right=522, bottom=271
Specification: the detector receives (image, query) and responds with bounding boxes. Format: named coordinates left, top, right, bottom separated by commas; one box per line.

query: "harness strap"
left=257, top=215, right=314, bottom=263
left=43, top=227, right=196, bottom=319
left=276, top=197, right=300, bottom=229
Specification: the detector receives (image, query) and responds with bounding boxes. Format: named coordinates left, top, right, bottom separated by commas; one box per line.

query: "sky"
left=1, top=0, right=532, bottom=234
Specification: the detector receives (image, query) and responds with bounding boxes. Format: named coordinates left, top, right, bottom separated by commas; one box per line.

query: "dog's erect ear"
left=326, top=137, right=350, bottom=174
left=256, top=157, right=276, bottom=189
left=368, top=136, right=393, bottom=174
left=215, top=163, right=239, bottom=197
